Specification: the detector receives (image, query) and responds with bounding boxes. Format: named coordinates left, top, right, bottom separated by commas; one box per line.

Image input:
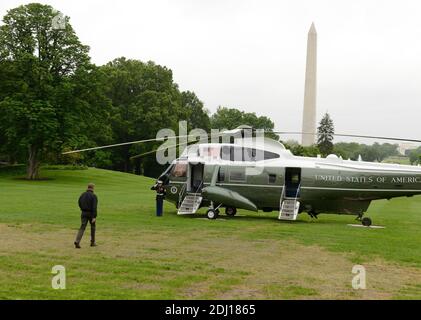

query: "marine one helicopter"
left=64, top=126, right=421, bottom=226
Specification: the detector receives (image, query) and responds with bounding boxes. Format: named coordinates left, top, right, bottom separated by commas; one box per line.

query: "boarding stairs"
left=177, top=182, right=203, bottom=215
left=278, top=184, right=300, bottom=221
left=178, top=193, right=203, bottom=215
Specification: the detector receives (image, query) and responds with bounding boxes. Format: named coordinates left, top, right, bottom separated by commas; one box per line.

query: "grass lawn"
left=1, top=166, right=421, bottom=299
left=382, top=156, right=411, bottom=165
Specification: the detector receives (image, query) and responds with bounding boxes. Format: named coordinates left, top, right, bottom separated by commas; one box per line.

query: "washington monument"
left=301, top=22, right=317, bottom=146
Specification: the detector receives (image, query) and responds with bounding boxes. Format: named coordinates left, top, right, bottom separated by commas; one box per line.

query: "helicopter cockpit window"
left=171, top=162, right=187, bottom=177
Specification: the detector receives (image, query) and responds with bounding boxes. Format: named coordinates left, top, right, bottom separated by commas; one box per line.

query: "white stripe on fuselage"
left=301, top=186, right=421, bottom=192
left=170, top=181, right=421, bottom=192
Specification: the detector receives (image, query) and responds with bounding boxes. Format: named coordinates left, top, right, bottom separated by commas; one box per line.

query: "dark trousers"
left=156, top=197, right=164, bottom=216
left=75, top=211, right=96, bottom=244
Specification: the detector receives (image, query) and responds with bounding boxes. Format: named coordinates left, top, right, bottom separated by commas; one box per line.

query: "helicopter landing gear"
left=206, top=202, right=221, bottom=220
left=361, top=217, right=372, bottom=227
left=206, top=209, right=218, bottom=220
left=308, top=210, right=318, bottom=219
left=356, top=212, right=372, bottom=227
left=225, top=206, right=237, bottom=216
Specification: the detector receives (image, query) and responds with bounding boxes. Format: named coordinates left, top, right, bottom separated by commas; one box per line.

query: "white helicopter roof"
left=178, top=136, right=421, bottom=174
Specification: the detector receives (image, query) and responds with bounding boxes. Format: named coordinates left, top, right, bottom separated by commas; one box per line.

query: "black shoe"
left=90, top=242, right=97, bottom=247
left=74, top=242, right=81, bottom=249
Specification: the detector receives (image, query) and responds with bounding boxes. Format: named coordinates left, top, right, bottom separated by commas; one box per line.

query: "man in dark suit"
left=74, top=183, right=98, bottom=248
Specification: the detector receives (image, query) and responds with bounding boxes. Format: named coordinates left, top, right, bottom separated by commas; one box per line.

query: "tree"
left=409, top=147, right=421, bottom=165
left=374, top=143, right=399, bottom=162
left=0, top=3, right=103, bottom=179
left=333, top=142, right=399, bottom=162
left=100, top=57, right=185, bottom=175
left=181, top=91, right=210, bottom=132
left=333, top=142, right=361, bottom=160
left=283, top=140, right=320, bottom=157
left=210, top=106, right=278, bottom=139
left=317, top=112, right=334, bottom=156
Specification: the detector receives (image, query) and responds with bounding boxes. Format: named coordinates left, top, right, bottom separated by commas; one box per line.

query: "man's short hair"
left=87, top=183, right=95, bottom=190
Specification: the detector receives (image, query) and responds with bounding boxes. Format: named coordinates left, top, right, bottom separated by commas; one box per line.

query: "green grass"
left=382, top=156, right=411, bottom=165
left=1, top=166, right=421, bottom=299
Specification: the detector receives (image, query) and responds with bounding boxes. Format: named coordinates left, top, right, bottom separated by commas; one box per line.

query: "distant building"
left=398, top=143, right=419, bottom=156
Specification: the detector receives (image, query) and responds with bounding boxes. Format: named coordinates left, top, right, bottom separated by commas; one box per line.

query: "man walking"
left=74, top=183, right=98, bottom=248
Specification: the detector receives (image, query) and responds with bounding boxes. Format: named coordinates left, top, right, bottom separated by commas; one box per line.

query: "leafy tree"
left=359, top=144, right=378, bottom=162
left=333, top=142, right=362, bottom=160
left=283, top=140, right=320, bottom=157
left=100, top=57, right=185, bottom=175
left=317, top=112, right=334, bottom=156
left=334, top=142, right=399, bottom=162
left=210, top=106, right=278, bottom=139
left=181, top=91, right=210, bottom=132
left=0, top=3, right=107, bottom=179
left=409, top=147, right=421, bottom=165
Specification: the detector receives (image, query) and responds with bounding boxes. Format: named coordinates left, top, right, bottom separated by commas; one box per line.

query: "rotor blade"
left=274, top=131, right=421, bottom=143
left=61, top=135, right=191, bottom=155
left=129, top=148, right=163, bottom=159
left=63, top=127, right=263, bottom=155
left=129, top=139, right=198, bottom=160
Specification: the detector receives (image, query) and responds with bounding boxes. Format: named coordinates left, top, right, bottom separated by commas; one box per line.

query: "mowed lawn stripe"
left=1, top=166, right=421, bottom=299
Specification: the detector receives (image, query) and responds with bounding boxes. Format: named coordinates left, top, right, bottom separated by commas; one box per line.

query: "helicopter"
left=64, top=126, right=421, bottom=226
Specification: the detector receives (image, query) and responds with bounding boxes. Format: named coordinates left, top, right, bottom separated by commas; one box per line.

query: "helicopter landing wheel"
left=206, top=209, right=218, bottom=220
left=361, top=217, right=372, bottom=227
left=225, top=207, right=237, bottom=216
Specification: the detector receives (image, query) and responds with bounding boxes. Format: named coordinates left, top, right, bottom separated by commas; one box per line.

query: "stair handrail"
left=178, top=182, right=187, bottom=208
left=293, top=182, right=301, bottom=212
left=192, top=181, right=203, bottom=210
left=294, top=182, right=301, bottom=200
left=280, top=182, right=285, bottom=210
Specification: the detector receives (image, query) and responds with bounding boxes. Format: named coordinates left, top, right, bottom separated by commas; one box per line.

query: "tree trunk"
left=134, top=158, right=142, bottom=175
left=27, top=145, right=40, bottom=180
left=123, top=145, right=131, bottom=173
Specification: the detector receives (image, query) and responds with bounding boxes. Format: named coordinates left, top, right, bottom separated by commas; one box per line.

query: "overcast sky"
left=1, top=0, right=421, bottom=144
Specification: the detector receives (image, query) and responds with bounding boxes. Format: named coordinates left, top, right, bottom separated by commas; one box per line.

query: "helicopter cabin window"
left=221, top=146, right=231, bottom=161
left=201, top=146, right=220, bottom=160
left=268, top=174, right=277, bottom=184
left=245, top=148, right=280, bottom=161
left=220, top=146, right=243, bottom=161
left=171, top=162, right=187, bottom=177
left=263, top=150, right=280, bottom=160
left=221, top=146, right=280, bottom=162
left=229, top=169, right=246, bottom=182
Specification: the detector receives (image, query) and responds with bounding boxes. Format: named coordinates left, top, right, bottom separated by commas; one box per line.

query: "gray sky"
left=1, top=0, right=421, bottom=144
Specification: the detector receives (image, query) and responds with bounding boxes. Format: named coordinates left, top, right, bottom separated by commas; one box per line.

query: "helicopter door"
left=190, top=163, right=204, bottom=193
left=285, top=168, right=301, bottom=198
